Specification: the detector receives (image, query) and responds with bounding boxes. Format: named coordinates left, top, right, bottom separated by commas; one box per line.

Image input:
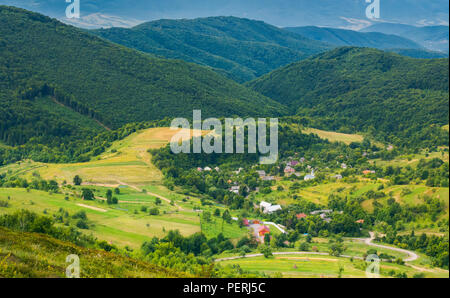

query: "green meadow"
left=219, top=254, right=448, bottom=278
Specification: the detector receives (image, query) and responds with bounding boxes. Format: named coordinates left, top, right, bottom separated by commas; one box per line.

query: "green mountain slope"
left=0, top=6, right=287, bottom=149
left=248, top=47, right=449, bottom=147
left=91, top=16, right=331, bottom=82
left=0, top=227, right=188, bottom=278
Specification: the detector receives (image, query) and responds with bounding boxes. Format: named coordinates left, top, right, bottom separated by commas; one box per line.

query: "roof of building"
left=260, top=201, right=272, bottom=208
left=259, top=226, right=270, bottom=233
left=284, top=166, right=295, bottom=172
left=266, top=205, right=282, bottom=213
left=296, top=213, right=307, bottom=219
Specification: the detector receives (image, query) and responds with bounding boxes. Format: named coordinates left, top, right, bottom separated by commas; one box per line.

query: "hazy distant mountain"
left=285, top=26, right=448, bottom=59
left=1, top=0, right=448, bottom=28
left=362, top=23, right=449, bottom=53
left=91, top=17, right=330, bottom=82
left=285, top=26, right=422, bottom=49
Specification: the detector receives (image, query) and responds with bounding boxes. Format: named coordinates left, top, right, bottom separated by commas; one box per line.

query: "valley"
left=0, top=4, right=448, bottom=279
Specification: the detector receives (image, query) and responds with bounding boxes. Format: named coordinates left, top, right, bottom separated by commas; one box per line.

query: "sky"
left=1, top=0, right=448, bottom=29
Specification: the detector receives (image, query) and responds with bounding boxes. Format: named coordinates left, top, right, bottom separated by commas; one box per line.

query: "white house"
left=230, top=186, right=240, bottom=194
left=260, top=201, right=272, bottom=210
left=204, top=167, right=212, bottom=171
left=304, top=170, right=315, bottom=181
left=265, top=205, right=282, bottom=214
left=259, top=201, right=282, bottom=214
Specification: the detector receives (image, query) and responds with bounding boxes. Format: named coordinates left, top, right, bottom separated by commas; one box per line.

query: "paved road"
left=362, top=232, right=419, bottom=262
left=215, top=232, right=420, bottom=263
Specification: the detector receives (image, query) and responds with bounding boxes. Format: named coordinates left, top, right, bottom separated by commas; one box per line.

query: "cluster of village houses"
left=239, top=207, right=364, bottom=242
left=195, top=156, right=372, bottom=243
left=197, top=157, right=375, bottom=199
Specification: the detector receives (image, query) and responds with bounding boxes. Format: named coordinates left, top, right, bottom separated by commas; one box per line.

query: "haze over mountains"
left=285, top=26, right=448, bottom=57
left=362, top=23, right=449, bottom=53
left=1, top=0, right=448, bottom=28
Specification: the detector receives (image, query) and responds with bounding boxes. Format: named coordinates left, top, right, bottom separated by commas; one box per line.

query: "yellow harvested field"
left=5, top=127, right=206, bottom=186
left=302, top=128, right=364, bottom=145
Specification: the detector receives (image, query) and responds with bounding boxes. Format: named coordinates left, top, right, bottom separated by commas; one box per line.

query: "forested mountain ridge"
left=0, top=6, right=287, bottom=144
left=248, top=47, right=449, bottom=148
left=91, top=16, right=331, bottom=82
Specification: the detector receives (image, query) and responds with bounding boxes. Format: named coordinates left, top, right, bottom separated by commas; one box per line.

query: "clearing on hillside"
left=302, top=128, right=364, bottom=145
left=0, top=127, right=205, bottom=186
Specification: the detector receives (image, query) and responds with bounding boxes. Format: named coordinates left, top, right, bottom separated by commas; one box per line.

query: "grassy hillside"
left=0, top=128, right=249, bottom=248
left=218, top=253, right=448, bottom=278
left=248, top=47, right=449, bottom=148
left=0, top=187, right=202, bottom=249
left=0, top=127, right=202, bottom=186
left=0, top=6, right=286, bottom=149
left=91, top=16, right=330, bottom=82
left=0, top=226, right=188, bottom=277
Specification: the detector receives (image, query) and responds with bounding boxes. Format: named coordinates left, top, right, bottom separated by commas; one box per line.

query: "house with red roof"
left=284, top=166, right=295, bottom=175
left=258, top=226, right=270, bottom=237
left=296, top=213, right=307, bottom=220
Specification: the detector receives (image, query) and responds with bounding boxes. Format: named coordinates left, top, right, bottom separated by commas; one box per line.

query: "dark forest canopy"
left=0, top=6, right=287, bottom=131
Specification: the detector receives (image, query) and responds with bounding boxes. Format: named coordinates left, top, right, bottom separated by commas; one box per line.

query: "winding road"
left=362, top=232, right=418, bottom=262
left=215, top=232, right=419, bottom=263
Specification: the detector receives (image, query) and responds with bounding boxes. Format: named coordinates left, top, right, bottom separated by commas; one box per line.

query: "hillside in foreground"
left=0, top=227, right=188, bottom=278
